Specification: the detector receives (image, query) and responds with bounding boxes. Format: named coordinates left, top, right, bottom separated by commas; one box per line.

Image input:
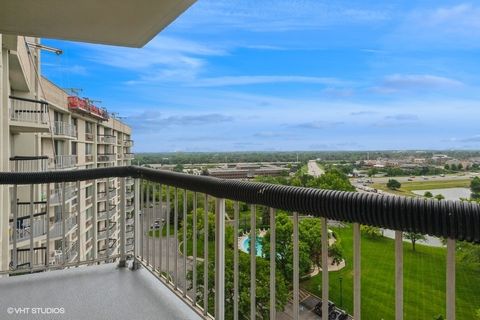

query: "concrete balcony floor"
left=0, top=263, right=202, bottom=320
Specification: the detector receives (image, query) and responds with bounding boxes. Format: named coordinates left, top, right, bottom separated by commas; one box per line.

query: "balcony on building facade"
left=0, top=166, right=478, bottom=320
left=9, top=96, right=50, bottom=132
left=52, top=155, right=77, bottom=170
left=97, top=154, right=116, bottom=162
left=124, top=139, right=133, bottom=148
left=98, top=134, right=116, bottom=145
left=85, top=132, right=94, bottom=142
left=124, top=153, right=134, bottom=160
left=53, top=121, right=77, bottom=138
left=85, top=154, right=94, bottom=163
left=10, top=156, right=48, bottom=172
left=49, top=184, right=77, bottom=206
left=50, top=214, right=78, bottom=238
left=9, top=201, right=48, bottom=243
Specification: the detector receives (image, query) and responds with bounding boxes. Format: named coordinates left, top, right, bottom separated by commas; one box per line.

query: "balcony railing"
left=124, top=140, right=133, bottom=147
left=0, top=166, right=478, bottom=320
left=124, top=153, right=134, bottom=160
left=53, top=155, right=77, bottom=169
left=98, top=135, right=116, bottom=144
left=98, top=154, right=116, bottom=162
left=10, top=156, right=48, bottom=172
left=50, top=184, right=77, bottom=205
left=9, top=96, right=49, bottom=126
left=85, top=132, right=94, bottom=141
left=53, top=121, right=77, bottom=138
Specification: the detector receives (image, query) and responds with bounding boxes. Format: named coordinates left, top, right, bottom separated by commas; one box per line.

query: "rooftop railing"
left=0, top=166, right=478, bottom=320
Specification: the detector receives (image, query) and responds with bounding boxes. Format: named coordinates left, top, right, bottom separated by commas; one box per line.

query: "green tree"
left=471, top=177, right=480, bottom=196
left=458, top=163, right=464, bottom=170
left=434, top=194, right=445, bottom=200
left=444, top=164, right=450, bottom=170
left=328, top=242, right=344, bottom=266
left=361, top=225, right=382, bottom=239
left=173, top=164, right=184, bottom=172
left=404, top=232, right=426, bottom=251
left=299, top=218, right=323, bottom=267
left=263, top=212, right=312, bottom=280
left=424, top=191, right=433, bottom=198
left=476, top=308, right=480, bottom=320
left=387, top=179, right=401, bottom=190
left=367, top=168, right=378, bottom=177
left=190, top=250, right=289, bottom=318
left=450, top=163, right=458, bottom=171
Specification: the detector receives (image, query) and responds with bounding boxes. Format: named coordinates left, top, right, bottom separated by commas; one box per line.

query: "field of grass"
left=302, top=225, right=480, bottom=320
left=373, top=179, right=471, bottom=197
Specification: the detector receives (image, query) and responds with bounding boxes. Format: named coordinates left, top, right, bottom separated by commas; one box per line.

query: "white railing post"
left=353, top=222, right=361, bottom=320
left=446, top=238, right=456, bottom=320
left=215, top=198, right=225, bottom=320
left=321, top=217, right=329, bottom=319
left=293, top=211, right=300, bottom=320
left=119, top=177, right=126, bottom=267
left=395, top=230, right=403, bottom=320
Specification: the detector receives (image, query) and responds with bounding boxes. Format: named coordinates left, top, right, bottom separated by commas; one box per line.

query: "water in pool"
left=242, top=236, right=263, bottom=257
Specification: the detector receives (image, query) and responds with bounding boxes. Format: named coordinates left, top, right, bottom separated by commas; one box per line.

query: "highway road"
left=354, top=173, right=477, bottom=185
left=307, top=160, right=324, bottom=177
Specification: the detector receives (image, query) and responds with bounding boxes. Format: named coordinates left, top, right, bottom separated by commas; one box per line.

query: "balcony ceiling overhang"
left=0, top=0, right=195, bottom=47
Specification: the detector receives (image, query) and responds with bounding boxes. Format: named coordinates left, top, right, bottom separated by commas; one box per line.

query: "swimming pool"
left=241, top=236, right=264, bottom=257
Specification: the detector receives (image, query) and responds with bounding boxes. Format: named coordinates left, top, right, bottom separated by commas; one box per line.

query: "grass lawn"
left=302, top=225, right=480, bottom=320
left=373, top=179, right=471, bottom=197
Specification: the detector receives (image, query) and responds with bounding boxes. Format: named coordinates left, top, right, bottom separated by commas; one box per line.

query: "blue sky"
left=41, top=1, right=480, bottom=152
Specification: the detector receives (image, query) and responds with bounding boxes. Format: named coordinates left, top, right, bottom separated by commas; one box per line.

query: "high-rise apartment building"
left=0, top=35, right=134, bottom=271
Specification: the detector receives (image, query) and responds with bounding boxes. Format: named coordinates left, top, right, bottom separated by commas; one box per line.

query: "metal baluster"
left=61, top=182, right=66, bottom=265
left=269, top=207, right=276, bottom=320
left=322, top=217, right=329, bottom=319
left=119, top=178, right=126, bottom=267
left=203, top=194, right=209, bottom=316
left=134, top=179, right=141, bottom=263
left=166, top=186, right=171, bottom=283
left=12, top=185, right=18, bottom=269
left=12, top=184, right=18, bottom=270
left=152, top=183, right=157, bottom=270
left=293, top=211, right=299, bottom=320
left=446, top=238, right=456, bottom=320
left=140, top=179, right=144, bottom=261
left=45, top=183, right=50, bottom=267
left=76, top=181, right=81, bottom=265
left=183, top=189, right=187, bottom=297
left=29, top=184, right=34, bottom=272
left=93, top=179, right=98, bottom=261
left=395, top=230, right=403, bottom=320
left=174, top=188, right=178, bottom=289
left=146, top=181, right=150, bottom=266
left=106, top=179, right=111, bottom=260
left=159, top=184, right=163, bottom=274
left=192, top=192, right=198, bottom=306
left=234, top=202, right=240, bottom=320
left=250, top=204, right=256, bottom=320
left=353, top=222, right=361, bottom=320
left=215, top=198, right=225, bottom=320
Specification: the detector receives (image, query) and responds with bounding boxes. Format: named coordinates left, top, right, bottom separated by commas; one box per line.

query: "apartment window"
left=85, top=122, right=93, bottom=134
left=55, top=140, right=64, bottom=155
left=85, top=185, right=93, bottom=199
left=85, top=144, right=92, bottom=155
left=71, top=142, right=77, bottom=156
left=72, top=118, right=78, bottom=138
left=54, top=111, right=63, bottom=122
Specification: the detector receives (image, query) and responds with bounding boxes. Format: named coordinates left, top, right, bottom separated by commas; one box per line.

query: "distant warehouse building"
left=208, top=167, right=288, bottom=179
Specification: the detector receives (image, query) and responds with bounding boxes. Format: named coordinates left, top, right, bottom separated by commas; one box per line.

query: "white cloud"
left=188, top=75, right=345, bottom=87
left=373, top=74, right=463, bottom=93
